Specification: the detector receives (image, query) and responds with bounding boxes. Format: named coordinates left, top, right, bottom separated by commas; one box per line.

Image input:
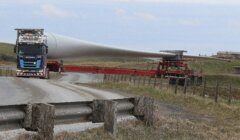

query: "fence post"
left=5, top=68, right=8, bottom=77
left=193, top=77, right=197, bottom=95
left=183, top=76, right=188, bottom=94
left=167, top=77, right=170, bottom=90
left=153, top=76, right=157, bottom=88
left=202, top=78, right=206, bottom=98
left=124, top=75, right=127, bottom=81
left=175, top=78, right=179, bottom=94
left=228, top=83, right=232, bottom=104
left=120, top=75, right=124, bottom=82
left=109, top=75, right=112, bottom=81
left=215, top=81, right=219, bottom=103
left=103, top=74, right=107, bottom=82
left=137, top=76, right=141, bottom=88
left=143, top=75, right=146, bottom=85
left=113, top=75, right=117, bottom=83
left=133, top=75, right=136, bottom=85
left=116, top=75, right=119, bottom=82
left=159, top=75, right=163, bottom=89
left=129, top=75, right=132, bottom=83
left=148, top=77, right=151, bottom=86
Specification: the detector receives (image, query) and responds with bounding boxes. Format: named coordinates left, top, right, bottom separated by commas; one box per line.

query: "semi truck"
left=13, top=28, right=203, bottom=83
left=14, top=29, right=50, bottom=79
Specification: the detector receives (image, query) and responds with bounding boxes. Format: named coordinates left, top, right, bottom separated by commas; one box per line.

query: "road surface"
left=0, top=72, right=127, bottom=105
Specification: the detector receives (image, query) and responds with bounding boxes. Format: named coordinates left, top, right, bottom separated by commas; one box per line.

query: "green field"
left=189, top=59, right=240, bottom=75
left=0, top=42, right=15, bottom=61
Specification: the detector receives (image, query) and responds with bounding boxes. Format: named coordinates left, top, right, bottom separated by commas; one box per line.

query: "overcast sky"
left=0, top=0, right=240, bottom=55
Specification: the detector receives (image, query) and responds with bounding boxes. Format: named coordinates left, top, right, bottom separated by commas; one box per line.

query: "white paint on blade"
left=46, top=33, right=175, bottom=59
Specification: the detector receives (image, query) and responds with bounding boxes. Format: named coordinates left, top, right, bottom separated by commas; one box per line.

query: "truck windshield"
left=18, top=45, right=44, bottom=55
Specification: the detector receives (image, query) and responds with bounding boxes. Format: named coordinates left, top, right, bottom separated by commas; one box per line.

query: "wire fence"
left=103, top=74, right=240, bottom=104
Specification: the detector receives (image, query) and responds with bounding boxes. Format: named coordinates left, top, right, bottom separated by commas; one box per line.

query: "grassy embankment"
left=54, top=59, right=240, bottom=140
left=0, top=42, right=15, bottom=63
left=189, top=60, right=240, bottom=86
left=55, top=82, right=240, bottom=140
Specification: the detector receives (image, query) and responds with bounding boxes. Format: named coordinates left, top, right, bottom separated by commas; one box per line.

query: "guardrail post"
left=32, top=103, right=55, bottom=140
left=92, top=100, right=117, bottom=137
left=134, top=96, right=155, bottom=126
left=92, top=100, right=105, bottom=123
left=23, top=104, right=33, bottom=130
left=104, top=100, right=117, bottom=137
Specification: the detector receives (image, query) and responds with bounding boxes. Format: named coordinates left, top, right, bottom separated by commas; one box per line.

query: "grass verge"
left=54, top=82, right=240, bottom=140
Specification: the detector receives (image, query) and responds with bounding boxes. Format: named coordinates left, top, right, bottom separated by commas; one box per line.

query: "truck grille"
left=20, top=59, right=41, bottom=69
left=24, top=61, right=36, bottom=68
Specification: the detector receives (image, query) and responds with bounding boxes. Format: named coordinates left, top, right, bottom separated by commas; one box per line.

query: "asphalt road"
left=0, top=73, right=126, bottom=105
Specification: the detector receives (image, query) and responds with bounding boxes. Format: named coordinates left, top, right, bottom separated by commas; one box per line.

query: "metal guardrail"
left=0, top=97, right=154, bottom=139
left=0, top=105, right=25, bottom=130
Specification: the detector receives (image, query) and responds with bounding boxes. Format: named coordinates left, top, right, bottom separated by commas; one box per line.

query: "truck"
left=14, top=29, right=50, bottom=79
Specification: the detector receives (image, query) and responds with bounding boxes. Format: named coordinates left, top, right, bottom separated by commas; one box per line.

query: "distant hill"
left=0, top=42, right=15, bottom=61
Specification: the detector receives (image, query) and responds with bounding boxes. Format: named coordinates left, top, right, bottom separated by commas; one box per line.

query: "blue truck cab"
left=14, top=29, right=49, bottom=79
